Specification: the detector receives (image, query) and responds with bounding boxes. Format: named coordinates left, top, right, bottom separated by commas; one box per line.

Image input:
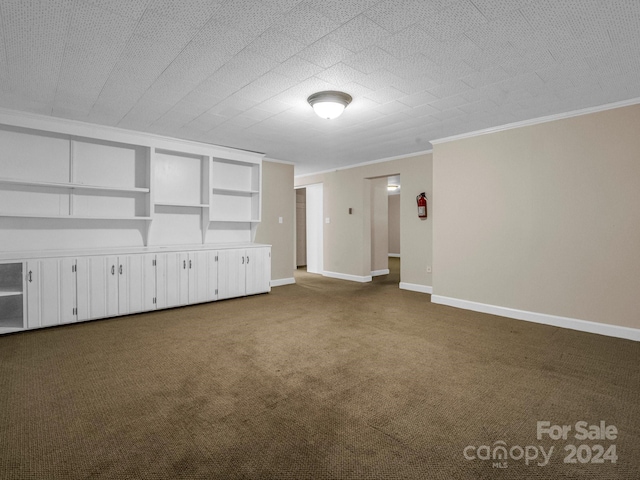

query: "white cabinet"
left=106, top=256, right=120, bottom=316
left=27, top=255, right=146, bottom=328
left=60, top=258, right=80, bottom=323
left=246, top=247, right=271, bottom=296
left=218, top=247, right=270, bottom=300
left=82, top=256, right=109, bottom=320
left=156, top=252, right=188, bottom=308
left=59, top=256, right=106, bottom=323
left=189, top=250, right=218, bottom=304
left=107, top=254, right=156, bottom=316
left=218, top=249, right=247, bottom=300
left=26, top=259, right=61, bottom=328
left=8, top=244, right=269, bottom=335
left=0, top=262, right=24, bottom=331
left=119, top=255, right=140, bottom=315
left=156, top=250, right=217, bottom=307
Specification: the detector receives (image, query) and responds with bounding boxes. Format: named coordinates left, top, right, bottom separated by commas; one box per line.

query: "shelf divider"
left=212, top=187, right=259, bottom=195
left=0, top=177, right=149, bottom=193
left=0, top=213, right=152, bottom=220
left=154, top=202, right=209, bottom=208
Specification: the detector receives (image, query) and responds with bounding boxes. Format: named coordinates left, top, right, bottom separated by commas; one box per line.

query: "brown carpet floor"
left=1, top=258, right=639, bottom=479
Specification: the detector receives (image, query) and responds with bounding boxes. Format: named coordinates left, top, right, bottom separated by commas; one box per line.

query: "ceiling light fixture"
left=307, top=91, right=352, bottom=119
left=387, top=184, right=399, bottom=191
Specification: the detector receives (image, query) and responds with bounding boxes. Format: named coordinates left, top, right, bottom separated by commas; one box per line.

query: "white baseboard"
left=371, top=269, right=390, bottom=276
left=388, top=253, right=400, bottom=258
left=270, top=277, right=295, bottom=287
left=399, top=282, right=433, bottom=294
left=431, top=295, right=640, bottom=342
left=323, top=271, right=372, bottom=283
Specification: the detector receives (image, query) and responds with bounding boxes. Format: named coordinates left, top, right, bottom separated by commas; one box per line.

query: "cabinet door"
left=117, top=257, right=129, bottom=315
left=163, top=252, right=182, bottom=308
left=189, top=251, right=215, bottom=304
left=188, top=252, right=198, bottom=304
left=155, top=253, right=168, bottom=310
left=60, top=258, right=77, bottom=324
left=218, top=249, right=246, bottom=300
left=209, top=252, right=218, bottom=302
left=123, top=255, right=144, bottom=315
left=26, top=261, right=41, bottom=329
left=75, top=257, right=90, bottom=322
left=106, top=256, right=119, bottom=317
left=246, top=247, right=271, bottom=295
left=26, top=259, right=61, bottom=328
left=84, top=256, right=108, bottom=320
left=178, top=252, right=190, bottom=305
left=143, top=254, right=157, bottom=312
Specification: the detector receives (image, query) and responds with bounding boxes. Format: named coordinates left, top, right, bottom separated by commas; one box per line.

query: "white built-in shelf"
left=210, top=218, right=260, bottom=223
left=0, top=117, right=263, bottom=248
left=0, top=177, right=149, bottom=193
left=0, top=213, right=151, bottom=220
left=212, top=188, right=259, bottom=195
left=154, top=202, right=209, bottom=208
left=0, top=290, right=22, bottom=297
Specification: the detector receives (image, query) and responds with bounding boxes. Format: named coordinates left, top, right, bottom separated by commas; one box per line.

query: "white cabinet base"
left=5, top=244, right=270, bottom=335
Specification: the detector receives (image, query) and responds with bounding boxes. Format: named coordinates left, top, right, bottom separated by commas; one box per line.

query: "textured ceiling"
left=1, top=0, right=640, bottom=175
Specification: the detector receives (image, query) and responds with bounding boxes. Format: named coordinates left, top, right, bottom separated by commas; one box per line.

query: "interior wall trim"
left=431, top=295, right=640, bottom=342
left=399, top=282, right=433, bottom=294
left=263, top=157, right=296, bottom=165
left=371, top=269, right=390, bottom=276
left=295, top=148, right=433, bottom=179
left=431, top=97, right=640, bottom=145
left=323, top=271, right=372, bottom=283
left=271, top=277, right=296, bottom=287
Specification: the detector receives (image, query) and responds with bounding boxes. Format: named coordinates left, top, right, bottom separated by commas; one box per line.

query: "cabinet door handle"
left=242, top=256, right=244, bottom=264
left=247, top=256, right=249, bottom=264
left=189, top=260, right=192, bottom=269
left=183, top=260, right=186, bottom=269
left=111, top=265, right=115, bottom=275
left=28, top=271, right=32, bottom=283
left=119, top=265, right=123, bottom=275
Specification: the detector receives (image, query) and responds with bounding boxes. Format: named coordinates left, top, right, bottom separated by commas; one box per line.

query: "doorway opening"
left=368, top=174, right=401, bottom=285
left=295, top=183, right=323, bottom=275
left=295, top=188, right=306, bottom=269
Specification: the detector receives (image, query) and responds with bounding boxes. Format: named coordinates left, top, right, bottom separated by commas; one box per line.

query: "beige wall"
left=255, top=160, right=295, bottom=282
left=295, top=152, right=432, bottom=286
left=388, top=194, right=400, bottom=255
left=433, top=104, right=640, bottom=329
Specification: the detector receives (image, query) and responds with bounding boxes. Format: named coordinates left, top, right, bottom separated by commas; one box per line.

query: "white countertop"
left=0, top=242, right=271, bottom=261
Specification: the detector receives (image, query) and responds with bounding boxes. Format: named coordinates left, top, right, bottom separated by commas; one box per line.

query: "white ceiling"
left=1, top=0, right=640, bottom=175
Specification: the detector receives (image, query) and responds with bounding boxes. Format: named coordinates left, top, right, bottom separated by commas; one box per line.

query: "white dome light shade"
left=307, top=91, right=352, bottom=119
left=312, top=101, right=346, bottom=119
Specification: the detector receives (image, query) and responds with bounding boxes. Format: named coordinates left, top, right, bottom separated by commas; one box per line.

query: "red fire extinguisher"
left=416, top=192, right=427, bottom=219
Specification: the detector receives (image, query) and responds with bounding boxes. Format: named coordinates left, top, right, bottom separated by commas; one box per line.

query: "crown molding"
left=295, top=148, right=433, bottom=179
left=264, top=157, right=296, bottom=165
left=431, top=97, right=640, bottom=145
